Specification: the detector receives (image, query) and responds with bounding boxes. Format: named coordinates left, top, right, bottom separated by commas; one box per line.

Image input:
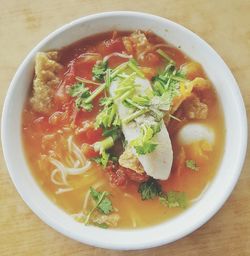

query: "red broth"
left=22, top=31, right=225, bottom=228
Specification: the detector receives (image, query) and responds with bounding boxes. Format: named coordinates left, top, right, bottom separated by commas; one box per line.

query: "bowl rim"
left=1, top=11, right=248, bottom=250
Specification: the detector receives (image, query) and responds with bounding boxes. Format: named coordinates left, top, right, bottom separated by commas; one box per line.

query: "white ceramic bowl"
left=1, top=11, right=247, bottom=250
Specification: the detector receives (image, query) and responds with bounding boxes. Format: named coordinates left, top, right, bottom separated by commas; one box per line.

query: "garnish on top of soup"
left=22, top=31, right=225, bottom=229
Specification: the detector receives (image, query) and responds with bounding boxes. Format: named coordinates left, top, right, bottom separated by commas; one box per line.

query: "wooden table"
left=0, top=0, right=249, bottom=255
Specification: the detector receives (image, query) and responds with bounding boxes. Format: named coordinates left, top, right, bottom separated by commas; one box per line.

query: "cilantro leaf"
left=90, top=187, right=113, bottom=214
left=138, top=178, right=162, bottom=200
left=152, top=62, right=184, bottom=101
left=75, top=96, right=93, bottom=111
left=134, top=143, right=157, bottom=155
left=102, top=126, right=122, bottom=141
left=68, top=82, right=93, bottom=111
left=91, top=151, right=110, bottom=167
left=68, top=82, right=86, bottom=97
left=159, top=191, right=187, bottom=208
left=185, top=160, right=199, bottom=171
left=95, top=98, right=121, bottom=129
left=130, top=124, right=159, bottom=155
left=92, top=61, right=108, bottom=81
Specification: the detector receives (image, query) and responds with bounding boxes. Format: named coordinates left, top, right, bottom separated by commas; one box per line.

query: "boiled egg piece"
left=178, top=123, right=214, bottom=145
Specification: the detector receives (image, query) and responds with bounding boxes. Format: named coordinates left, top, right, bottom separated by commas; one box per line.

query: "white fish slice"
left=110, top=77, right=173, bottom=180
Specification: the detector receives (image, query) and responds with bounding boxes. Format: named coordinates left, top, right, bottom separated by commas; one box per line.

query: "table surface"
left=0, top=0, right=249, bottom=255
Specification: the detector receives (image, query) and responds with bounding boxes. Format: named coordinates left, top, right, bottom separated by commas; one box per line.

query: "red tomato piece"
left=82, top=144, right=100, bottom=159
left=85, top=127, right=103, bottom=144
left=122, top=167, right=149, bottom=183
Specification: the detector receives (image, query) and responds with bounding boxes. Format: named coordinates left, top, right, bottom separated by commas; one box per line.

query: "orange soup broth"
left=22, top=31, right=225, bottom=228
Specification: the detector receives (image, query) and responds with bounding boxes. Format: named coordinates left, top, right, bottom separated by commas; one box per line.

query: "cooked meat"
left=30, top=51, right=62, bottom=114
left=182, top=94, right=208, bottom=119
left=119, top=147, right=145, bottom=174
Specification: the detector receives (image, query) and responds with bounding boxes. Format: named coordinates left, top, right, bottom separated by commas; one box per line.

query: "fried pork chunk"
left=30, top=51, right=62, bottom=114
left=119, top=147, right=145, bottom=174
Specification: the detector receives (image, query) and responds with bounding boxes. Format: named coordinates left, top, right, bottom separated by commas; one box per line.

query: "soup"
left=22, top=31, right=225, bottom=229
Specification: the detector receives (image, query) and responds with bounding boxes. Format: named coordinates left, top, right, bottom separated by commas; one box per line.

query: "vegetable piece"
left=152, top=62, right=186, bottom=103
left=84, top=187, right=113, bottom=224
left=93, top=136, right=115, bottom=167
left=69, top=68, right=112, bottom=111
left=90, top=187, right=113, bottom=214
left=95, top=97, right=121, bottom=129
left=110, top=62, right=129, bottom=79
left=68, top=82, right=102, bottom=111
left=159, top=191, right=187, bottom=208
left=156, top=49, right=174, bottom=63
left=185, top=159, right=199, bottom=171
left=92, top=60, right=108, bottom=81
left=122, top=108, right=149, bottom=124
left=94, top=223, right=109, bottom=229
left=127, top=59, right=145, bottom=78
left=84, top=83, right=106, bottom=104
left=93, top=136, right=115, bottom=153
left=113, top=72, right=138, bottom=101
left=68, top=82, right=93, bottom=111
left=130, top=124, right=159, bottom=155
left=91, top=152, right=109, bottom=167
left=102, top=126, right=121, bottom=140
left=138, top=178, right=162, bottom=200
left=135, top=143, right=157, bottom=155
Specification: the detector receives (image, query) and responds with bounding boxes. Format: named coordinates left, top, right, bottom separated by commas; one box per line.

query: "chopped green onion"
left=156, top=49, right=175, bottom=64
left=84, top=83, right=106, bottom=104
left=93, top=136, right=114, bottom=153
left=127, top=59, right=144, bottom=78
left=122, top=108, right=149, bottom=124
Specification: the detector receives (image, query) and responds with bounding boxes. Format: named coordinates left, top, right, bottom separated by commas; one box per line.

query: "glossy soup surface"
left=22, top=31, right=225, bottom=228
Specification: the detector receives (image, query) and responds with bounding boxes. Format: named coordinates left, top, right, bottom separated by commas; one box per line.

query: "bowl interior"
left=1, top=12, right=247, bottom=250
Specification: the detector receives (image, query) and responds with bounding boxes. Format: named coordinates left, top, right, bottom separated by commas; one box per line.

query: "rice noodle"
left=103, top=52, right=132, bottom=63
left=49, top=136, right=92, bottom=187
left=55, top=187, right=74, bottom=194
left=190, top=182, right=210, bottom=204
left=51, top=169, right=69, bottom=186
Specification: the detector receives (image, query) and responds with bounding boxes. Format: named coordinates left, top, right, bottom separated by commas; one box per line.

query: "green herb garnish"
left=90, top=187, right=113, bottom=214
left=138, top=178, right=162, bottom=200
left=102, top=126, right=122, bottom=141
left=95, top=97, right=121, bottom=129
left=93, top=136, right=115, bottom=167
left=84, top=187, right=113, bottom=225
left=92, top=61, right=108, bottom=81
left=159, top=191, right=187, bottom=208
left=185, top=160, right=199, bottom=171
left=156, top=48, right=175, bottom=64
left=130, top=124, right=159, bottom=155
left=68, top=82, right=93, bottom=111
